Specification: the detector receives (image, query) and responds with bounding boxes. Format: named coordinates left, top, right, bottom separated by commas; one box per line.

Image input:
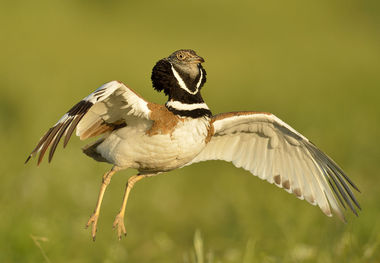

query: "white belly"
left=96, top=117, right=210, bottom=172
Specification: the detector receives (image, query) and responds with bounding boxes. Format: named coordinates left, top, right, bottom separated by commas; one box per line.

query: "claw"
left=113, top=213, right=127, bottom=240
left=86, top=213, right=99, bottom=241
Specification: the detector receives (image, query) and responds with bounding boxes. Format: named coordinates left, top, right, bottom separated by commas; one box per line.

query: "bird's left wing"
left=26, top=80, right=150, bottom=165
left=189, top=112, right=360, bottom=221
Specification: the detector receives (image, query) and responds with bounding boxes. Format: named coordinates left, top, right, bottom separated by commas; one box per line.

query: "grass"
left=1, top=0, right=380, bottom=262
left=30, top=235, right=51, bottom=263
left=184, top=229, right=379, bottom=263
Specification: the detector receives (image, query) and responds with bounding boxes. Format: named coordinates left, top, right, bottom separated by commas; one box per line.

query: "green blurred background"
left=1, top=0, right=379, bottom=262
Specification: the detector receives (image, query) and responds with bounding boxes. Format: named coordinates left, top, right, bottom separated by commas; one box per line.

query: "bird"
left=26, top=49, right=360, bottom=240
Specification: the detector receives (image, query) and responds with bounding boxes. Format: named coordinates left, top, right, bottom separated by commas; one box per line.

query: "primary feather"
left=189, top=112, right=360, bottom=221
left=25, top=81, right=150, bottom=164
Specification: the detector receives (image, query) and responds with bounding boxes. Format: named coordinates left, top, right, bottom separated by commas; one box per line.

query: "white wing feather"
left=26, top=80, right=150, bottom=164
left=190, top=112, right=360, bottom=221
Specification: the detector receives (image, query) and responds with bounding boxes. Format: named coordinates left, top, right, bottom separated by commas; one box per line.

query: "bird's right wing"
left=189, top=112, right=360, bottom=221
left=26, top=81, right=151, bottom=165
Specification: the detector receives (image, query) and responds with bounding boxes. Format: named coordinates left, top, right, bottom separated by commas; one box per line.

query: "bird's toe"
left=113, top=213, right=127, bottom=240
left=86, top=213, right=99, bottom=241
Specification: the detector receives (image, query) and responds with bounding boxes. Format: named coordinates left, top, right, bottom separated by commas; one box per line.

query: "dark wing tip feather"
left=325, top=161, right=361, bottom=211
left=327, top=177, right=346, bottom=209
left=26, top=99, right=93, bottom=165
left=304, top=142, right=361, bottom=216
left=321, top=150, right=361, bottom=193
left=37, top=121, right=68, bottom=165
left=48, top=120, right=72, bottom=162
left=327, top=167, right=358, bottom=216
left=25, top=155, right=32, bottom=164
left=63, top=100, right=92, bottom=148
left=315, top=146, right=361, bottom=211
left=25, top=126, right=54, bottom=165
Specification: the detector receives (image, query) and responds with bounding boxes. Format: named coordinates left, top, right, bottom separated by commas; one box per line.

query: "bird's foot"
left=85, top=213, right=99, bottom=241
left=113, top=213, right=127, bottom=240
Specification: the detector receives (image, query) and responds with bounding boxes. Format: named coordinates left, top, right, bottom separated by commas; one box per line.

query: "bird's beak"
left=190, top=55, right=205, bottom=64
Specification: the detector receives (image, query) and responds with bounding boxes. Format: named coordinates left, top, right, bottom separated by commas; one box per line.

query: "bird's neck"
left=165, top=99, right=211, bottom=118
left=151, top=59, right=212, bottom=118
left=165, top=64, right=211, bottom=118
left=165, top=80, right=212, bottom=118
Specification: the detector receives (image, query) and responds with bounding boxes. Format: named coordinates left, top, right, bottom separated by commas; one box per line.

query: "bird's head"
left=151, top=49, right=207, bottom=103
left=167, top=49, right=205, bottom=66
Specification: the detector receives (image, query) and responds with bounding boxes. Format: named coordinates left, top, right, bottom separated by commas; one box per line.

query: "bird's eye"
left=177, top=53, right=186, bottom=60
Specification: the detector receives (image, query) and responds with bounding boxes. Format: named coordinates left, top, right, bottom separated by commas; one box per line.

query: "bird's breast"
left=96, top=115, right=211, bottom=172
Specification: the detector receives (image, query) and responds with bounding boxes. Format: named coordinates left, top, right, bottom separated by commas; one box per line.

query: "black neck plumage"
left=151, top=59, right=212, bottom=118
left=166, top=106, right=212, bottom=118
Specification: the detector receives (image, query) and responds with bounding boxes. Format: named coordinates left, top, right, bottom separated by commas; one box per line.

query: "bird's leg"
left=113, top=173, right=148, bottom=240
left=86, top=167, right=118, bottom=241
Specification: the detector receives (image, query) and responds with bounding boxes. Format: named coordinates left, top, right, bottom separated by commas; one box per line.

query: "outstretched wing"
left=190, top=112, right=360, bottom=221
left=26, top=80, right=150, bottom=165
